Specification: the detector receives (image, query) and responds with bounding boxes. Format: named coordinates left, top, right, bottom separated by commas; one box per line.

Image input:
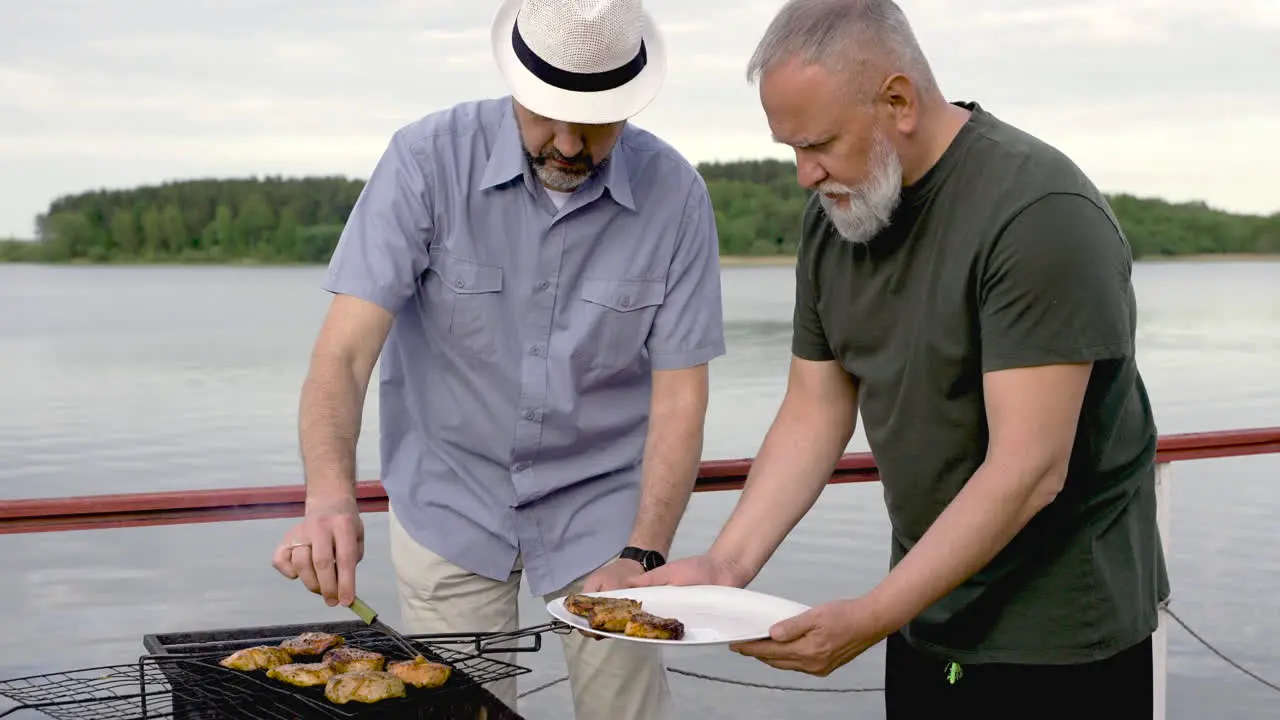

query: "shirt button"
left=524, top=409, right=536, bottom=421
left=514, top=463, right=528, bottom=473
left=620, top=295, right=632, bottom=308
left=454, top=278, right=465, bottom=288
left=529, top=345, right=541, bottom=356
left=539, top=280, right=550, bottom=291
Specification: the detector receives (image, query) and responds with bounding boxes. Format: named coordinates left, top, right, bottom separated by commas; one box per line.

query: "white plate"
left=545, top=585, right=811, bottom=646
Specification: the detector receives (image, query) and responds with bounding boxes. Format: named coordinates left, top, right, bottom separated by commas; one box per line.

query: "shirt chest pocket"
left=577, top=278, right=666, bottom=370
left=426, top=251, right=504, bottom=360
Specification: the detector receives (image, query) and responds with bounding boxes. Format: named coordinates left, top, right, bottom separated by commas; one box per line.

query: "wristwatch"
left=619, top=546, right=666, bottom=571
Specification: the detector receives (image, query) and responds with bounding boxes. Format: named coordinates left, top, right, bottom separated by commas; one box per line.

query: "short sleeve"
left=791, top=196, right=836, bottom=362
left=645, top=174, right=727, bottom=370
left=979, top=192, right=1134, bottom=373
left=322, top=128, right=434, bottom=314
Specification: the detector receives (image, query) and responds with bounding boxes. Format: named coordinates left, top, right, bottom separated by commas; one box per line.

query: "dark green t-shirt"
left=793, top=101, right=1170, bottom=665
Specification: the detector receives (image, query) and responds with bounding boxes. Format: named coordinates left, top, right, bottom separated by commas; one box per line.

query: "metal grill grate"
left=0, top=663, right=171, bottom=720
left=145, top=630, right=531, bottom=719
left=2, top=622, right=536, bottom=719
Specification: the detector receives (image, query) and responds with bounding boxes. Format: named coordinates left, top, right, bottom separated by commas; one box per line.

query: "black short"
left=884, top=631, right=1153, bottom=720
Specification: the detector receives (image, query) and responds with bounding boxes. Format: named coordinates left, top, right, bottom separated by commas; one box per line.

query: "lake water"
left=1, top=261, right=1278, bottom=719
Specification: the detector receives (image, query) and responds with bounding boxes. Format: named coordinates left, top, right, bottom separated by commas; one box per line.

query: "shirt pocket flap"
left=435, top=253, right=503, bottom=294
left=581, top=278, right=666, bottom=312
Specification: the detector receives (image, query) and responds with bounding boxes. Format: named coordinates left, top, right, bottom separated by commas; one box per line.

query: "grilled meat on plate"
left=388, top=655, right=452, bottom=688
left=266, top=662, right=336, bottom=687
left=324, top=670, right=407, bottom=704
left=323, top=647, right=386, bottom=673
left=625, top=611, right=685, bottom=640
left=564, top=593, right=640, bottom=618
left=218, top=646, right=293, bottom=671
left=279, top=631, right=344, bottom=657
left=588, top=600, right=642, bottom=633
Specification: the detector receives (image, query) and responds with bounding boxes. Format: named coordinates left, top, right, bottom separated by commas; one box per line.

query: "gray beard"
left=526, top=148, right=599, bottom=192
left=532, top=162, right=591, bottom=192
left=817, top=130, right=904, bottom=245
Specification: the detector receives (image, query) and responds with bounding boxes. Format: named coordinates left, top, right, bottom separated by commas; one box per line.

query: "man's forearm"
left=863, top=460, right=1064, bottom=634
left=708, top=394, right=855, bottom=585
left=298, top=359, right=369, bottom=504
left=626, top=381, right=707, bottom=557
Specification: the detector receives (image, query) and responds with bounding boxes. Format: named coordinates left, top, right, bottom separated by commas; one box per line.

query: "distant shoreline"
left=12, top=166, right=1278, bottom=264
left=1134, top=253, right=1280, bottom=263
left=719, top=255, right=797, bottom=266
left=2, top=253, right=1277, bottom=268
left=718, top=253, right=1280, bottom=267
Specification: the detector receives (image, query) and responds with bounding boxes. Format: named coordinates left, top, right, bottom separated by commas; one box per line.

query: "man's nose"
left=796, top=154, right=827, bottom=190
left=553, top=128, right=586, bottom=158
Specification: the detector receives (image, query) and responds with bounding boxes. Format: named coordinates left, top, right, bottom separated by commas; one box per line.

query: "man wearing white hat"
left=271, top=0, right=722, bottom=718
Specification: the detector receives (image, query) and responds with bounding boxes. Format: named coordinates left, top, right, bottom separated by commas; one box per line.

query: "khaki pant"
left=388, top=509, right=673, bottom=720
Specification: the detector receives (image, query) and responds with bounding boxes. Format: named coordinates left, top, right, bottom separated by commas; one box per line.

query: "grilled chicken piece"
left=588, top=600, right=643, bottom=633
left=625, top=611, right=685, bottom=640
left=324, top=670, right=407, bottom=705
left=564, top=593, right=598, bottom=617
left=218, top=645, right=293, bottom=671
left=266, top=662, right=337, bottom=687
left=323, top=646, right=386, bottom=673
left=564, top=593, right=641, bottom=619
left=388, top=655, right=452, bottom=689
left=279, top=631, right=344, bottom=657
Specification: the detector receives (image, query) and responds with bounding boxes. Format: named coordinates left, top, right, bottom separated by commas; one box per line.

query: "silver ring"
left=286, top=541, right=311, bottom=550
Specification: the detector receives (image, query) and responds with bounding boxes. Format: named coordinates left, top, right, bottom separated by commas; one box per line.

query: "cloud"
left=957, top=3, right=1172, bottom=44
left=0, top=0, right=1276, bottom=237
left=421, top=27, right=490, bottom=42
left=0, top=68, right=62, bottom=113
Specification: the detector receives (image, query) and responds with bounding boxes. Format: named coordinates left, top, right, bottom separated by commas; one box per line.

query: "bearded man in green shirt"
left=631, top=1, right=1169, bottom=717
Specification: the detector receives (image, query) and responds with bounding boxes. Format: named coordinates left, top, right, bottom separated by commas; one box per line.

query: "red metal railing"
left=1, top=427, right=1277, bottom=536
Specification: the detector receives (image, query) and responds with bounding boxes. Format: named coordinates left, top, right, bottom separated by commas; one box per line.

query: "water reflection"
left=1, top=262, right=1278, bottom=719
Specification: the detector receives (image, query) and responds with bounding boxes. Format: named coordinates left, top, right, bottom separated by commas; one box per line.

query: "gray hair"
left=745, top=0, right=937, bottom=97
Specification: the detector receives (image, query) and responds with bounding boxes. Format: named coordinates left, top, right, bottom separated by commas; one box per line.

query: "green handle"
left=349, top=596, right=378, bottom=625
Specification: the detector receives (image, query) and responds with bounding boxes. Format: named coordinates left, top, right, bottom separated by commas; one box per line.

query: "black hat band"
left=511, top=19, right=647, bottom=93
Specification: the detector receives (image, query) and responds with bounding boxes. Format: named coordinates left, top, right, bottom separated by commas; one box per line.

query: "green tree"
left=140, top=206, right=164, bottom=259
left=160, top=203, right=188, bottom=255
left=110, top=208, right=138, bottom=256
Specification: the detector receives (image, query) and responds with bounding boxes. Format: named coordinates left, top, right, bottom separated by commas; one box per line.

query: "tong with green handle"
left=349, top=596, right=422, bottom=660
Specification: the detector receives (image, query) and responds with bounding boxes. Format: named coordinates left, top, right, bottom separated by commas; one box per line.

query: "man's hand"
left=572, top=558, right=648, bottom=640
left=272, top=494, right=365, bottom=607
left=625, top=553, right=751, bottom=589
left=728, top=597, right=889, bottom=677
left=582, top=558, right=646, bottom=593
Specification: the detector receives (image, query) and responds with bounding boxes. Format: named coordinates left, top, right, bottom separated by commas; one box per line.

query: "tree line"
left=2, top=160, right=1276, bottom=263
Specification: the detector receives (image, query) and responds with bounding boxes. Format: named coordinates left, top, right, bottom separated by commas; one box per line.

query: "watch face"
left=622, top=547, right=664, bottom=571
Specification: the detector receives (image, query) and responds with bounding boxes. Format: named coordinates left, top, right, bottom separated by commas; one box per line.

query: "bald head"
left=746, top=0, right=938, bottom=101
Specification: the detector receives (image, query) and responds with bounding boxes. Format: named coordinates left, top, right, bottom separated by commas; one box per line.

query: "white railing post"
left=1153, top=462, right=1171, bottom=720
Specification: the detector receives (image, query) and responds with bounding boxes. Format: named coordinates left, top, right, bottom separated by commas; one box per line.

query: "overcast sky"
left=1, top=0, right=1276, bottom=237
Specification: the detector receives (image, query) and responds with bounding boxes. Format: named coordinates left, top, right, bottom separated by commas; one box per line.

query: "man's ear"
left=876, top=72, right=919, bottom=136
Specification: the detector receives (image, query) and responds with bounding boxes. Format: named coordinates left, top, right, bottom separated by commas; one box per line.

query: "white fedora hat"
left=491, top=0, right=667, bottom=125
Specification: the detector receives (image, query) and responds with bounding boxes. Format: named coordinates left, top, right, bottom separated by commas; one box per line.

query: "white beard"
left=816, top=129, right=904, bottom=244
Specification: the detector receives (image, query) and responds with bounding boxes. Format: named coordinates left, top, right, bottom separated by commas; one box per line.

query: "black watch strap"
left=619, top=546, right=666, bottom=571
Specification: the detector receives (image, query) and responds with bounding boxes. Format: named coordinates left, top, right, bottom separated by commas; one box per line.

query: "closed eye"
left=773, top=135, right=833, bottom=151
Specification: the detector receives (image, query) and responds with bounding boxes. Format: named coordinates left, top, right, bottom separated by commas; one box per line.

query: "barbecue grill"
left=0, top=619, right=569, bottom=720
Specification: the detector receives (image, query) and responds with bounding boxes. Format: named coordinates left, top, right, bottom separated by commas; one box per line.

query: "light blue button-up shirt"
left=322, top=96, right=725, bottom=596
